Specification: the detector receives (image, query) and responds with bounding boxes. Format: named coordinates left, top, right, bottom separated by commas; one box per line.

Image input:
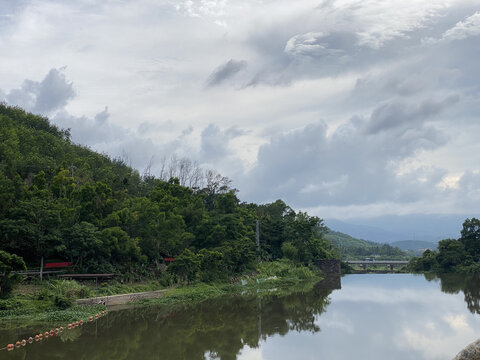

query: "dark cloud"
left=239, top=98, right=454, bottom=207
left=34, top=68, right=75, bottom=113
left=3, top=68, right=75, bottom=114
left=137, top=120, right=175, bottom=135
left=199, top=124, right=230, bottom=162
left=52, top=108, right=130, bottom=146
left=206, top=59, right=247, bottom=86
left=364, top=96, right=459, bottom=135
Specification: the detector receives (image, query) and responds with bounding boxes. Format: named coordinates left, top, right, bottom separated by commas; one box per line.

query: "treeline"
left=0, top=104, right=336, bottom=287
left=408, top=218, right=480, bottom=273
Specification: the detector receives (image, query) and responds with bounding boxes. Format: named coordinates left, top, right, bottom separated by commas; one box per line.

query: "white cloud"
left=442, top=11, right=480, bottom=41
left=1, top=0, right=480, bottom=221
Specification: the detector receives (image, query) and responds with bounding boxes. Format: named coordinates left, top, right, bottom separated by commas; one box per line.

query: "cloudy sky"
left=1, top=0, right=479, bottom=220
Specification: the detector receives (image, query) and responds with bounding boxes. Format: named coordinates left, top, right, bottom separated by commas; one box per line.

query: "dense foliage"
left=0, top=104, right=336, bottom=285
left=408, top=218, right=480, bottom=273
left=0, top=250, right=26, bottom=297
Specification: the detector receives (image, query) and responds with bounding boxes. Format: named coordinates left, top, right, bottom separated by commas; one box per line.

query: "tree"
left=63, top=222, right=103, bottom=272
left=437, top=239, right=468, bottom=271
left=0, top=250, right=26, bottom=298
left=167, top=249, right=201, bottom=283
left=460, top=218, right=480, bottom=261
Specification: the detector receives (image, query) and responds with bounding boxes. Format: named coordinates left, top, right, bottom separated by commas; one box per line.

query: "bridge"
left=346, top=260, right=409, bottom=270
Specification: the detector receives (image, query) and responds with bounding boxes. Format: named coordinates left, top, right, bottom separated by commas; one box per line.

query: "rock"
left=454, top=339, right=480, bottom=360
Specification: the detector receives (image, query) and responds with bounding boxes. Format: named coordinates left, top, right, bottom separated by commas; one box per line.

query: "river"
left=1, top=274, right=480, bottom=359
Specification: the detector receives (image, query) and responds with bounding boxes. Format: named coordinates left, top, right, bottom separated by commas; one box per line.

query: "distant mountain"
left=391, top=240, right=437, bottom=252
left=325, top=219, right=407, bottom=243
left=325, top=214, right=472, bottom=244
left=325, top=230, right=407, bottom=259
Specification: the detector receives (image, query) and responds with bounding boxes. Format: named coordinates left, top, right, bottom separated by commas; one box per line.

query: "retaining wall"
left=314, top=259, right=341, bottom=275
left=76, top=289, right=168, bottom=306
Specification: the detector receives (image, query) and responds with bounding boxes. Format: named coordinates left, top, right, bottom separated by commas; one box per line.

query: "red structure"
left=44, top=262, right=72, bottom=268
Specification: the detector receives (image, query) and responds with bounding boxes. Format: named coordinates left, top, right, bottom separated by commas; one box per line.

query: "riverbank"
left=0, top=260, right=324, bottom=324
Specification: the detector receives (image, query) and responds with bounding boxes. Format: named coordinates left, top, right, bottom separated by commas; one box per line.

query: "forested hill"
left=325, top=230, right=408, bottom=260
left=0, top=104, right=337, bottom=281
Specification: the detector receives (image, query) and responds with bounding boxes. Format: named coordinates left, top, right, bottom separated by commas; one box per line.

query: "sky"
left=1, top=0, right=479, bottom=221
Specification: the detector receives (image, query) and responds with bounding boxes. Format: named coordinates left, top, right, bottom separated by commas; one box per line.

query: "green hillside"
left=325, top=230, right=408, bottom=260
left=0, top=104, right=336, bottom=290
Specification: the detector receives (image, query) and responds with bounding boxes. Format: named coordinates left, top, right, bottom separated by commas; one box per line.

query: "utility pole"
left=256, top=220, right=260, bottom=263
left=40, top=256, right=44, bottom=281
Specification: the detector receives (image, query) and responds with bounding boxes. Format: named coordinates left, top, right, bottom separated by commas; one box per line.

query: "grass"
left=0, top=279, right=105, bottom=324
left=136, top=278, right=320, bottom=308
left=136, top=260, right=324, bottom=307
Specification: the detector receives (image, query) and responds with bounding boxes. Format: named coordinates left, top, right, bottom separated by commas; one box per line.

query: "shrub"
left=0, top=298, right=23, bottom=311
left=42, top=280, right=92, bottom=300
left=54, top=295, right=74, bottom=309
left=0, top=250, right=27, bottom=298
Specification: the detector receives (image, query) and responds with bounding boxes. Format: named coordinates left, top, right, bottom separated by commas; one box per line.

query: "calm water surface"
left=2, top=274, right=480, bottom=360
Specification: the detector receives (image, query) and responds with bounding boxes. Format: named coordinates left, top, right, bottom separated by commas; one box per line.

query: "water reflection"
left=3, top=275, right=479, bottom=360
left=0, top=279, right=338, bottom=360
left=425, top=273, right=480, bottom=315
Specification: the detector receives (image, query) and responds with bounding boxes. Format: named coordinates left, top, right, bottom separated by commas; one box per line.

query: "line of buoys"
left=3, top=310, right=107, bottom=352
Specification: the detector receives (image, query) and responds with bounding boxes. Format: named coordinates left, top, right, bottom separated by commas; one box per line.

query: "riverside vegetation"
left=0, top=104, right=334, bottom=320
left=408, top=218, right=480, bottom=274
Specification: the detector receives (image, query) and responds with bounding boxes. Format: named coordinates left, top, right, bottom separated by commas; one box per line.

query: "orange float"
left=7, top=343, right=14, bottom=351
left=67, top=323, right=72, bottom=329
left=38, top=334, right=43, bottom=340
left=35, top=335, right=39, bottom=341
left=44, top=331, right=49, bottom=338
left=79, top=320, right=84, bottom=325
left=59, top=326, right=64, bottom=332
left=89, top=316, right=93, bottom=321
left=75, top=321, right=79, bottom=326
left=28, top=337, right=33, bottom=343
left=21, top=339, right=26, bottom=346
left=15, top=341, right=21, bottom=348
left=49, top=330, right=54, bottom=336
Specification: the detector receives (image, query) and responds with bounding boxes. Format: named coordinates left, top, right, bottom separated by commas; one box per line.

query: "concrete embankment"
left=453, top=339, right=480, bottom=360
left=76, top=289, right=168, bottom=306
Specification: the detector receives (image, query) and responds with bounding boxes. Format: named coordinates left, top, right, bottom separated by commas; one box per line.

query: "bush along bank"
left=0, top=279, right=105, bottom=323
left=0, top=259, right=323, bottom=322
left=129, top=259, right=324, bottom=307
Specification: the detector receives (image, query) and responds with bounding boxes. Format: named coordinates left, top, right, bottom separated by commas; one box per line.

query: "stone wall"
left=314, top=259, right=341, bottom=275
